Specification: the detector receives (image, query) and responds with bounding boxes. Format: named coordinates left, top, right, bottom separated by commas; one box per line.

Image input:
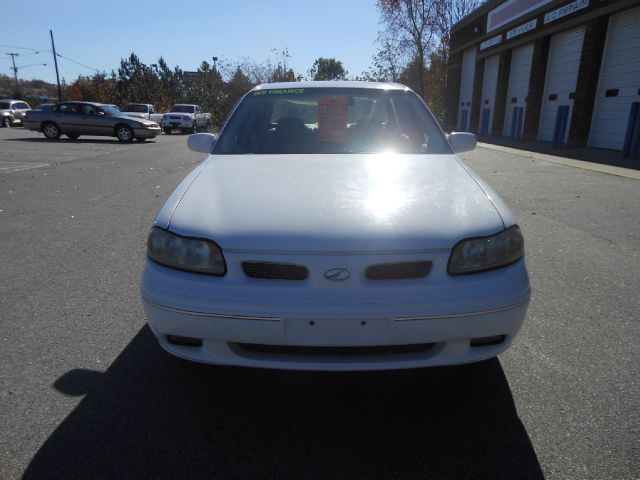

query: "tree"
left=307, top=57, right=348, bottom=81
left=375, top=0, right=484, bottom=118
left=361, top=39, right=402, bottom=82
left=434, top=0, right=484, bottom=64
left=220, top=67, right=254, bottom=126
left=116, top=53, right=161, bottom=103
left=377, top=0, right=437, bottom=97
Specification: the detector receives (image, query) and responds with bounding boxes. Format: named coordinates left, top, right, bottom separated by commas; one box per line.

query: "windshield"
left=214, top=88, right=451, bottom=155
left=100, top=105, right=123, bottom=116
left=170, top=105, right=195, bottom=113
left=123, top=104, right=148, bottom=113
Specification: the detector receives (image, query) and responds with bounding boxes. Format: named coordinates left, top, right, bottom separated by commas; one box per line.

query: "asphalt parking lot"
left=0, top=127, right=638, bottom=479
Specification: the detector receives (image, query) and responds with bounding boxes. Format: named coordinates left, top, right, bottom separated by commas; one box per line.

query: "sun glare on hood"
left=364, top=153, right=414, bottom=222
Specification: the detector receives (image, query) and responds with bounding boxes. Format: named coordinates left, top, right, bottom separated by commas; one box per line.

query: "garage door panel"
left=599, top=62, right=640, bottom=78
left=481, top=55, right=500, bottom=135
left=458, top=47, right=477, bottom=131
left=608, top=22, right=640, bottom=38
left=589, top=6, right=640, bottom=149
left=538, top=26, right=585, bottom=143
left=503, top=43, right=534, bottom=137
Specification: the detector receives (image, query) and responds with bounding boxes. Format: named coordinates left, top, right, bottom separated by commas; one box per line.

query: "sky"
left=1, top=0, right=382, bottom=85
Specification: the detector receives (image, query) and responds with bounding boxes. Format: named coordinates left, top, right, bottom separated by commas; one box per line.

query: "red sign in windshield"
left=318, top=96, right=348, bottom=142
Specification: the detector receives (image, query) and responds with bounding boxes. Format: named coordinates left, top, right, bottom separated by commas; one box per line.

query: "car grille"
left=235, top=343, right=437, bottom=356
left=365, top=261, right=432, bottom=280
left=168, top=115, right=183, bottom=120
left=241, top=260, right=432, bottom=280
left=242, top=261, right=309, bottom=280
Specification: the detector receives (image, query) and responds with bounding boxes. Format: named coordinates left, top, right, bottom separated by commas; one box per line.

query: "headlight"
left=447, top=226, right=524, bottom=275
left=146, top=227, right=226, bottom=275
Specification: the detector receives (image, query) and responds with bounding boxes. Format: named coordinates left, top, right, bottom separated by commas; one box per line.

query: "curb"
left=476, top=142, right=640, bottom=181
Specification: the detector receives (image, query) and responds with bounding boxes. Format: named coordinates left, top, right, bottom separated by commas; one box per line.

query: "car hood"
left=118, top=116, right=157, bottom=126
left=166, top=154, right=507, bottom=252
left=122, top=112, right=147, bottom=118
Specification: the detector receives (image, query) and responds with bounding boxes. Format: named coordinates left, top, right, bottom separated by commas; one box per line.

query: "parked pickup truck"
left=160, top=104, right=211, bottom=134
left=121, top=103, right=164, bottom=123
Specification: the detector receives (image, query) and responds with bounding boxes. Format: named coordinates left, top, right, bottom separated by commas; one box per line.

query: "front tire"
left=42, top=122, right=61, bottom=140
left=2, top=117, right=11, bottom=128
left=116, top=125, right=134, bottom=143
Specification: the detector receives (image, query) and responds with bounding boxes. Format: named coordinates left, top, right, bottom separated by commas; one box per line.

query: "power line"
left=56, top=53, right=100, bottom=72
left=1, top=51, right=45, bottom=59
left=0, top=43, right=49, bottom=52
left=55, top=48, right=101, bottom=68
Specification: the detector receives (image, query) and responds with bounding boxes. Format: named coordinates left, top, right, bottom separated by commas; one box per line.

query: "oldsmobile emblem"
left=324, top=267, right=351, bottom=282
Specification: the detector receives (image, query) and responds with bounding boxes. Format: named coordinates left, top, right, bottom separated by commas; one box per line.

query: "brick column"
left=492, top=49, right=512, bottom=136
left=523, top=36, right=550, bottom=140
left=568, top=15, right=609, bottom=146
left=469, top=56, right=485, bottom=134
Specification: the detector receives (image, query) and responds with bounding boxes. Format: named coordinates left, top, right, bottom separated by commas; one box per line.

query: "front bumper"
left=160, top=117, right=193, bottom=129
left=133, top=126, right=161, bottom=138
left=141, top=257, right=530, bottom=371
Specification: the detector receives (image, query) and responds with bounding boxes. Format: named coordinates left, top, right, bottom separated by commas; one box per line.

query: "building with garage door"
left=445, top=0, right=640, bottom=156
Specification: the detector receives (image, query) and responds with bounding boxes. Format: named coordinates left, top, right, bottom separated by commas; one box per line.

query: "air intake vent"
left=236, top=343, right=437, bottom=356
left=242, top=261, right=309, bottom=280
left=365, top=261, right=432, bottom=280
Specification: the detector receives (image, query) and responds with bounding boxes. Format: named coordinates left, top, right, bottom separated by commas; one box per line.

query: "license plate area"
left=285, top=317, right=391, bottom=346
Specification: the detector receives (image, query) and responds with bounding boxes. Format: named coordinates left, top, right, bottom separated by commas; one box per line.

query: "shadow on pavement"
left=24, top=326, right=544, bottom=480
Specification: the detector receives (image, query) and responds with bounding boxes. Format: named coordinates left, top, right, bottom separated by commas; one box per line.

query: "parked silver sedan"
left=23, top=101, right=161, bottom=142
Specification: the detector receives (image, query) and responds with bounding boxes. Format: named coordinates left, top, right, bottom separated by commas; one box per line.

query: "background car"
left=141, top=81, right=530, bottom=371
left=0, top=99, right=31, bottom=127
left=121, top=103, right=163, bottom=123
left=160, top=104, right=211, bottom=134
left=31, top=103, right=56, bottom=112
left=23, top=101, right=161, bottom=142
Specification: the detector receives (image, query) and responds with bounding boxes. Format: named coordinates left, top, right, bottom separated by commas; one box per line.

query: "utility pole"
left=6, top=53, right=20, bottom=94
left=50, top=30, right=62, bottom=101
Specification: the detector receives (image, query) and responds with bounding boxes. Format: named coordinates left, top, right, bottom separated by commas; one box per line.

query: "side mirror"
left=187, top=133, right=217, bottom=153
left=448, top=132, right=477, bottom=153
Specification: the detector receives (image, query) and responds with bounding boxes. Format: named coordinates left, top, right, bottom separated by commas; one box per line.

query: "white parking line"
left=0, top=161, right=51, bottom=172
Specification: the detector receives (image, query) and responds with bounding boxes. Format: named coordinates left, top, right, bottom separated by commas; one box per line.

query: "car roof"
left=60, top=101, right=104, bottom=106
left=251, top=80, right=410, bottom=92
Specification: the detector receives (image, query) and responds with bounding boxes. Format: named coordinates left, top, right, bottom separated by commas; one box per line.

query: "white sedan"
left=140, top=81, right=530, bottom=371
